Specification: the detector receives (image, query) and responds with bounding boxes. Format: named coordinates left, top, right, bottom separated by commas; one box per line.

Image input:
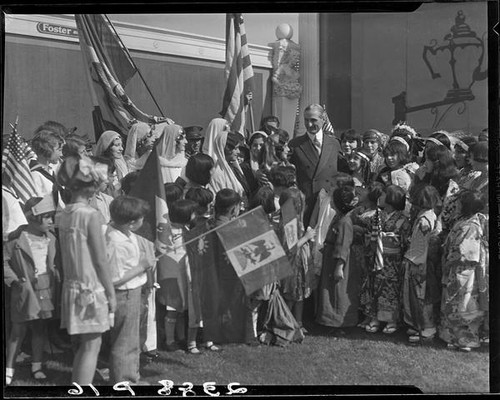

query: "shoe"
left=365, top=321, right=380, bottom=333
left=408, top=334, right=435, bottom=344
left=406, top=328, right=418, bottom=336
left=300, top=327, right=309, bottom=335
left=31, top=367, right=48, bottom=381
left=165, top=342, right=184, bottom=353
left=187, top=346, right=201, bottom=355
left=458, top=346, right=472, bottom=352
left=447, top=343, right=458, bottom=350
left=6, top=369, right=14, bottom=386
left=382, top=324, right=398, bottom=334
left=96, top=368, right=110, bottom=382
left=143, top=350, right=160, bottom=360
left=204, top=343, right=221, bottom=352
left=357, top=317, right=371, bottom=329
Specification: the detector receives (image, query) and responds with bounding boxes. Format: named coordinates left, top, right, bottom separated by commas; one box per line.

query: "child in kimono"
left=402, top=184, right=440, bottom=343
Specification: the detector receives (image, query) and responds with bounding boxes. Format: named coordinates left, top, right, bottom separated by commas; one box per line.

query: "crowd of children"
left=2, top=111, right=489, bottom=386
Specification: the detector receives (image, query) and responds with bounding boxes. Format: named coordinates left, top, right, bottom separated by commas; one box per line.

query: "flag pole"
left=104, top=14, right=166, bottom=117
left=158, top=206, right=264, bottom=256
left=248, top=98, right=255, bottom=133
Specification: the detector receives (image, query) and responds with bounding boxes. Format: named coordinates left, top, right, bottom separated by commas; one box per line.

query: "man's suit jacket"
left=289, top=132, right=340, bottom=201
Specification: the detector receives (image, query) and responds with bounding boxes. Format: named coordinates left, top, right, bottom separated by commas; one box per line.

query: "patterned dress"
left=441, top=173, right=488, bottom=235
left=402, top=209, right=439, bottom=332
left=360, top=210, right=411, bottom=323
left=438, top=213, right=488, bottom=348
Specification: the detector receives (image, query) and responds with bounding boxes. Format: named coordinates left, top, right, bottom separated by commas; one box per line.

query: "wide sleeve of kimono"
left=404, top=213, right=434, bottom=265
left=330, top=216, right=353, bottom=262
left=447, top=220, right=482, bottom=265
left=391, top=168, right=412, bottom=192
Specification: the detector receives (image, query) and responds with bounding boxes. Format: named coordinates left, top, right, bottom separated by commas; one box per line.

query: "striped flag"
left=372, top=208, right=384, bottom=271
left=216, top=206, right=292, bottom=296
left=322, top=105, right=334, bottom=134
left=220, top=13, right=255, bottom=137
left=74, top=14, right=164, bottom=141
left=2, top=127, right=38, bottom=204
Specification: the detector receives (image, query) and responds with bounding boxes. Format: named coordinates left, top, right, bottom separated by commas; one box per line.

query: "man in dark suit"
left=289, top=104, right=340, bottom=228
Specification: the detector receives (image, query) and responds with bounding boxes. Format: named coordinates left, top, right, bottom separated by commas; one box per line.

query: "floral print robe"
left=438, top=213, right=488, bottom=348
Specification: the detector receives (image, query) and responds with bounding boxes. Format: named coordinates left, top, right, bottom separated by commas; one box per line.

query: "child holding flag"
left=278, top=187, right=316, bottom=334
left=316, top=185, right=362, bottom=329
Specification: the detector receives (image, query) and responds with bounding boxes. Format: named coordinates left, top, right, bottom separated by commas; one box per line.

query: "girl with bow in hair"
left=56, top=156, right=116, bottom=385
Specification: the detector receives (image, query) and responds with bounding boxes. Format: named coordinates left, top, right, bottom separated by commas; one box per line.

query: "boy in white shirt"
left=105, top=195, right=152, bottom=385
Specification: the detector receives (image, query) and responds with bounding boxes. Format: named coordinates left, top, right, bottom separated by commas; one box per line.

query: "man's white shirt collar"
left=307, top=129, right=324, bottom=147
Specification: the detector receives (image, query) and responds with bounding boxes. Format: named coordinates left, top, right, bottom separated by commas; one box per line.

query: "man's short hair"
left=304, top=104, right=325, bottom=117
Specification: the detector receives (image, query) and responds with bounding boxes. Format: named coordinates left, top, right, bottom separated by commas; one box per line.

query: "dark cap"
left=184, top=126, right=204, bottom=141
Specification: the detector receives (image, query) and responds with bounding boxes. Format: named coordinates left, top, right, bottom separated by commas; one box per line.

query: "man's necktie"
left=313, top=136, right=321, bottom=155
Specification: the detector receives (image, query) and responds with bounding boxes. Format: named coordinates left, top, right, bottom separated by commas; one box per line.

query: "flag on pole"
left=281, top=198, right=299, bottom=251
left=128, top=139, right=171, bottom=254
left=322, top=105, right=334, bottom=134
left=74, top=14, right=161, bottom=140
left=2, top=126, right=38, bottom=204
left=220, top=13, right=255, bottom=137
left=216, top=206, right=292, bottom=296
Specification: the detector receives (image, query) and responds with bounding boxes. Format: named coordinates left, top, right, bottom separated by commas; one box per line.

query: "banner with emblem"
left=280, top=198, right=299, bottom=252
left=216, top=206, right=292, bottom=296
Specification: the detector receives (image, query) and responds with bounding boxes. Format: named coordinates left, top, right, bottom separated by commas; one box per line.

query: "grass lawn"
left=5, top=322, right=489, bottom=394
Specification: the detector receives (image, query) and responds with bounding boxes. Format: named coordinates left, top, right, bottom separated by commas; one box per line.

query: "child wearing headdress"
left=360, top=185, right=411, bottom=334
left=361, top=129, right=386, bottom=176
left=4, top=195, right=59, bottom=385
left=346, top=149, right=372, bottom=188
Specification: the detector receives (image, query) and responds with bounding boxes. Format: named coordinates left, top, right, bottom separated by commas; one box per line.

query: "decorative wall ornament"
left=392, top=10, right=487, bottom=129
left=271, top=23, right=302, bottom=99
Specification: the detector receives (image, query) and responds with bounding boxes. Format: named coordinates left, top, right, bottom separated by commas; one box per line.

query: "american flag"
left=322, top=105, right=334, bottom=134
left=2, top=127, right=38, bottom=204
left=220, top=13, right=254, bottom=137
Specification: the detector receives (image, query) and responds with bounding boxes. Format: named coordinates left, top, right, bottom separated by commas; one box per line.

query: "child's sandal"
left=365, top=321, right=380, bottom=333
left=31, top=368, right=47, bottom=381
left=187, top=346, right=201, bottom=355
left=205, top=344, right=221, bottom=352
left=382, top=324, right=398, bottom=334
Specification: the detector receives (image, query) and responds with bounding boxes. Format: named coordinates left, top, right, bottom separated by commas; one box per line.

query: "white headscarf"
left=156, top=124, right=187, bottom=183
left=202, top=118, right=228, bottom=163
left=95, top=130, right=129, bottom=180
left=125, top=121, right=150, bottom=160
left=202, top=118, right=244, bottom=196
